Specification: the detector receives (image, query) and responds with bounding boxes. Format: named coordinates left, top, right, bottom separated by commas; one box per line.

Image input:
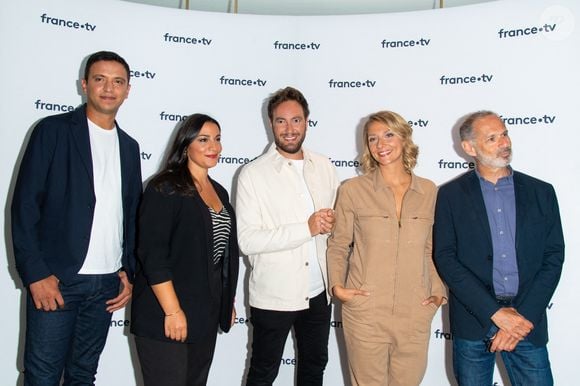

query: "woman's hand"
left=164, top=309, right=187, bottom=342
left=332, top=285, right=370, bottom=303
left=231, top=306, right=237, bottom=327
left=422, top=295, right=445, bottom=307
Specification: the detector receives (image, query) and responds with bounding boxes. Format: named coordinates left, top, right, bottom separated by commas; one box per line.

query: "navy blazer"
left=12, top=105, right=142, bottom=286
left=130, top=178, right=240, bottom=343
left=433, top=170, right=564, bottom=346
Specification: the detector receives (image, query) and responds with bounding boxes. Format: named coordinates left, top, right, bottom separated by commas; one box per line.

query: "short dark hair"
left=267, top=87, right=309, bottom=122
left=459, top=110, right=499, bottom=141
left=84, top=51, right=130, bottom=82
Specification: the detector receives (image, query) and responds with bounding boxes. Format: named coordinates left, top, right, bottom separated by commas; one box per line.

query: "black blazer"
left=11, top=105, right=142, bottom=286
left=130, top=178, right=239, bottom=343
left=433, top=170, right=564, bottom=345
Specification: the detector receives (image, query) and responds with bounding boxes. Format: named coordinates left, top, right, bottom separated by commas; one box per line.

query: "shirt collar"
left=475, top=165, right=514, bottom=185
left=267, top=142, right=313, bottom=173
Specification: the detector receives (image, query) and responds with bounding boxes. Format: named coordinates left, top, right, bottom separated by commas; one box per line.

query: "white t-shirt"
left=292, top=160, right=325, bottom=298
left=78, top=119, right=123, bottom=274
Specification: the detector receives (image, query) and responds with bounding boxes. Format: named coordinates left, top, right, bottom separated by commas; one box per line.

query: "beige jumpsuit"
left=327, top=170, right=446, bottom=386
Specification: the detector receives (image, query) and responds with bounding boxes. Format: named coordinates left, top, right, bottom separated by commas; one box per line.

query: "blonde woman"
left=327, top=111, right=446, bottom=386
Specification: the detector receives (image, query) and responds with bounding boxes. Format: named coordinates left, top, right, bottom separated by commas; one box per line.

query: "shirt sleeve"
left=235, top=166, right=312, bottom=256
left=326, top=182, right=355, bottom=293
left=137, top=185, right=179, bottom=285
left=11, top=120, right=58, bottom=285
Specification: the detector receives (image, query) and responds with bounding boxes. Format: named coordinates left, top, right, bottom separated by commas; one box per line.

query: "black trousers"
left=135, top=333, right=218, bottom=386
left=246, top=291, right=331, bottom=386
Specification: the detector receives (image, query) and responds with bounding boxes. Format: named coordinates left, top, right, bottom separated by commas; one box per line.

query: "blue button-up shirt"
left=477, top=168, right=519, bottom=296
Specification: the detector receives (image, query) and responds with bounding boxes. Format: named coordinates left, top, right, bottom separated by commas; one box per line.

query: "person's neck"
left=86, top=107, right=116, bottom=130
left=476, top=164, right=510, bottom=185
left=188, top=164, right=210, bottom=188
left=378, top=163, right=410, bottom=187
left=277, top=147, right=304, bottom=160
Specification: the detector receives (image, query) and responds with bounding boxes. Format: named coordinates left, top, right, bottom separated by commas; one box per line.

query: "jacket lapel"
left=70, top=105, right=94, bottom=189
left=117, top=125, right=131, bottom=203
left=464, top=171, right=493, bottom=248
left=195, top=189, right=215, bottom=294
left=513, top=172, right=527, bottom=250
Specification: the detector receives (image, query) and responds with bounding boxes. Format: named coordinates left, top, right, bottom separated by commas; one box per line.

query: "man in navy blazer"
left=434, top=111, right=564, bottom=386
left=11, top=51, right=142, bottom=385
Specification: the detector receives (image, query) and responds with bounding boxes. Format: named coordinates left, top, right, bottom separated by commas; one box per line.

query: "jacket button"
left=305, top=262, right=309, bottom=266
left=305, top=297, right=309, bottom=301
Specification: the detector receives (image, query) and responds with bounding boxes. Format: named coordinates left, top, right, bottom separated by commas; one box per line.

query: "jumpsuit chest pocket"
left=355, top=208, right=396, bottom=243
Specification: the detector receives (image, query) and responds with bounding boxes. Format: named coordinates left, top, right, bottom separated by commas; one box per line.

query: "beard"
left=477, top=147, right=512, bottom=169
left=274, top=133, right=305, bottom=155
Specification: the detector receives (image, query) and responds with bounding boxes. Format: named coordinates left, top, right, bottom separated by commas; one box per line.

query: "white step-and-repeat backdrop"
left=1, top=0, right=578, bottom=384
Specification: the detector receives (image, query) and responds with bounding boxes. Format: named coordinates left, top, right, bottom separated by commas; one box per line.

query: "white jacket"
left=236, top=143, right=339, bottom=311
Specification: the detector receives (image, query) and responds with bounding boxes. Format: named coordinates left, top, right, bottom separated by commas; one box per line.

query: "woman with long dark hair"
left=131, top=114, right=239, bottom=386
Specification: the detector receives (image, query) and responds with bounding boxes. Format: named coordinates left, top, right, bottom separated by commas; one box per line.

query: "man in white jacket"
left=236, top=86, right=339, bottom=386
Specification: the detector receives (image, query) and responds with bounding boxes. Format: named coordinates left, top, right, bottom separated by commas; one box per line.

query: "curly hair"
left=360, top=111, right=418, bottom=174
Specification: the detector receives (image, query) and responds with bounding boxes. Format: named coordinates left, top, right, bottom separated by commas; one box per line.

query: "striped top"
left=209, top=206, right=231, bottom=265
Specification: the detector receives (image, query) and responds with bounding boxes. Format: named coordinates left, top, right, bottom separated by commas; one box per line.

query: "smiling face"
left=186, top=121, right=222, bottom=173
left=81, top=60, right=130, bottom=125
left=366, top=120, right=405, bottom=169
left=462, top=115, right=512, bottom=170
left=271, top=100, right=307, bottom=160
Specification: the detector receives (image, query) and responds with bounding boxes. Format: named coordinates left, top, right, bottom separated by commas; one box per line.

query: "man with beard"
left=236, top=86, right=339, bottom=386
left=434, top=111, right=564, bottom=385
